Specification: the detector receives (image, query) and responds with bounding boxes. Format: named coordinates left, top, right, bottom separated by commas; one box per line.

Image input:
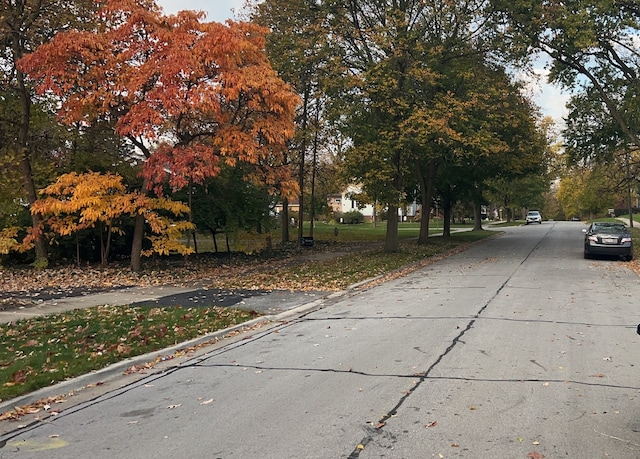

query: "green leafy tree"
left=322, top=0, right=516, bottom=251
left=497, top=0, right=640, bottom=150
left=557, top=166, right=618, bottom=219
left=251, top=0, right=337, bottom=243
left=186, top=166, right=274, bottom=253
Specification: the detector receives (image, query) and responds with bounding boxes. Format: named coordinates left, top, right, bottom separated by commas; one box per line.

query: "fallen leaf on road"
left=425, top=421, right=438, bottom=428
left=590, top=373, right=606, bottom=378
left=527, top=452, right=545, bottom=459
left=200, top=399, right=214, bottom=405
left=167, top=404, right=182, bottom=409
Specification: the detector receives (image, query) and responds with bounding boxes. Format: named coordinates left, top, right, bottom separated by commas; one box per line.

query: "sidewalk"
left=0, top=283, right=330, bottom=324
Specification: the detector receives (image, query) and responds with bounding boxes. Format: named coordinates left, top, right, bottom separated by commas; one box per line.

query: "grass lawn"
left=0, top=228, right=495, bottom=407
left=196, top=220, right=476, bottom=252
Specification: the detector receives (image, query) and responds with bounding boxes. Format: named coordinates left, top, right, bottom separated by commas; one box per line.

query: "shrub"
left=342, top=210, right=365, bottom=224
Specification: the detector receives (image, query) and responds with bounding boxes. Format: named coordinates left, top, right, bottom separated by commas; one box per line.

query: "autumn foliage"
left=31, top=172, right=194, bottom=264
left=19, top=0, right=299, bottom=193
left=16, top=0, right=299, bottom=268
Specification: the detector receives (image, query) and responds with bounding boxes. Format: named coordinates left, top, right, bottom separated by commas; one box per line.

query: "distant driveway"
left=2, top=221, right=640, bottom=458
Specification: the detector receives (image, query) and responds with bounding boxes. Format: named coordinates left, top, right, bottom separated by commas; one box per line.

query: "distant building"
left=327, top=185, right=418, bottom=222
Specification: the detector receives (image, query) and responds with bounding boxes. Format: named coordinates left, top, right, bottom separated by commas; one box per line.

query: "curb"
left=0, top=289, right=350, bottom=420
left=0, top=235, right=494, bottom=421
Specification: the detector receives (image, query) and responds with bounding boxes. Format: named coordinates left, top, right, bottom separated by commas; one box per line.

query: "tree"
left=251, top=0, right=337, bottom=244
left=186, top=166, right=274, bottom=253
left=19, top=0, right=299, bottom=270
left=1, top=0, right=99, bottom=267
left=30, top=172, right=193, bottom=265
left=323, top=0, right=512, bottom=251
left=557, top=165, right=619, bottom=219
left=497, top=0, right=640, bottom=150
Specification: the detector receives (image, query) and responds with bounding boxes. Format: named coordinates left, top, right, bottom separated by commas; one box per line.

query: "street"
left=1, top=221, right=640, bottom=458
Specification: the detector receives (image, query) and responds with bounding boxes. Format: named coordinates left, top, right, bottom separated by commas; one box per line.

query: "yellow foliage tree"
left=31, top=172, right=194, bottom=266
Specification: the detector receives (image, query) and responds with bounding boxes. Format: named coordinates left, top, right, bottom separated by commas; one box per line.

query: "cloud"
left=158, top=0, right=245, bottom=22
left=518, top=66, right=571, bottom=127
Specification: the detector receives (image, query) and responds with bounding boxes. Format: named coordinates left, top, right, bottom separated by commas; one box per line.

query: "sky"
left=158, top=0, right=245, bottom=22
left=157, top=0, right=570, bottom=127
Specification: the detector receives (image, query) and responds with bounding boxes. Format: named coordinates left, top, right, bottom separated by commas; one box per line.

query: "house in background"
left=273, top=199, right=299, bottom=216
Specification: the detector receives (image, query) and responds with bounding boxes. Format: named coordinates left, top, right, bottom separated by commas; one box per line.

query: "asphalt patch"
left=129, top=288, right=329, bottom=315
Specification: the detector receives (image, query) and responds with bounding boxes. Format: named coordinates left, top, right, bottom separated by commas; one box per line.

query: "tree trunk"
left=297, top=88, right=310, bottom=244
left=211, top=229, right=218, bottom=253
left=104, top=224, right=113, bottom=266
left=443, top=202, right=452, bottom=237
left=17, top=66, right=48, bottom=266
left=130, top=213, right=145, bottom=271
left=473, top=202, right=484, bottom=231
left=11, top=23, right=48, bottom=266
left=417, top=160, right=436, bottom=244
left=384, top=204, right=399, bottom=252
left=442, top=186, right=453, bottom=237
left=309, top=104, right=319, bottom=239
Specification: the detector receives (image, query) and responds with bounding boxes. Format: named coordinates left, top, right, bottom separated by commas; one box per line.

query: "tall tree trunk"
left=385, top=204, right=399, bottom=252
left=17, top=68, right=48, bottom=266
left=442, top=185, right=453, bottom=237
left=297, top=88, right=310, bottom=244
left=473, top=201, right=484, bottom=231
left=417, top=160, right=436, bottom=244
left=130, top=213, right=145, bottom=271
left=443, top=201, right=452, bottom=237
left=309, top=102, right=319, bottom=239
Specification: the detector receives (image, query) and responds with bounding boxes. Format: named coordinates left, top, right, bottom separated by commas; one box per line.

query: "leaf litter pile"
left=0, top=234, right=492, bottom=416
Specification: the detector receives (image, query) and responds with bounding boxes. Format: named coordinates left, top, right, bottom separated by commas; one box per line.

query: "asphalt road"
left=2, top=221, right=640, bottom=458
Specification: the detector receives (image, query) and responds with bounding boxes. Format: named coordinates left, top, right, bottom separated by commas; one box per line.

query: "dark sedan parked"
left=583, top=222, right=633, bottom=261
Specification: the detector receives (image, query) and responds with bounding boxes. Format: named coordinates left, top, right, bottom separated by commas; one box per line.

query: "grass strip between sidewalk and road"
left=0, top=230, right=495, bottom=406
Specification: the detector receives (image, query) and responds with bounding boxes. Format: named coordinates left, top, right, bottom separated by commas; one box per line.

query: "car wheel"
left=626, top=254, right=633, bottom=262
left=584, top=251, right=590, bottom=259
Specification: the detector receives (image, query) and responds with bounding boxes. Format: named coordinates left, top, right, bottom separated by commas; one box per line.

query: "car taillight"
left=622, top=237, right=632, bottom=243
left=588, top=236, right=598, bottom=242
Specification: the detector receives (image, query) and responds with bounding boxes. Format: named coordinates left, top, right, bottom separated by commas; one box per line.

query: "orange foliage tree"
left=30, top=172, right=193, bottom=266
left=18, top=0, right=299, bottom=271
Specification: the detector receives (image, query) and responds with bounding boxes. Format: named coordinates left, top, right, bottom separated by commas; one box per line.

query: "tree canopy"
left=18, top=0, right=300, bottom=269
